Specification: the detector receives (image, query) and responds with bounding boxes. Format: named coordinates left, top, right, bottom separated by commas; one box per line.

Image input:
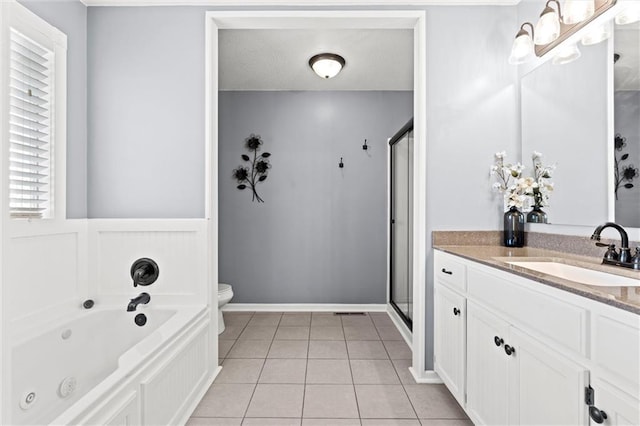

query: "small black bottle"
left=504, top=206, right=525, bottom=248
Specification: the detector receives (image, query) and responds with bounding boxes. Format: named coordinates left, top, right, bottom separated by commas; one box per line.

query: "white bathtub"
left=11, top=305, right=211, bottom=425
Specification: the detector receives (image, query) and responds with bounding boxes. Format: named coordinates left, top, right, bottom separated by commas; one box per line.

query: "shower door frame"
left=389, top=119, right=414, bottom=331
left=205, top=9, right=433, bottom=383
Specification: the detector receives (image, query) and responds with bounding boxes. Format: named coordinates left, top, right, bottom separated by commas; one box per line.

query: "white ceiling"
left=218, top=29, right=414, bottom=91
left=82, top=0, right=519, bottom=6
left=614, top=22, right=640, bottom=91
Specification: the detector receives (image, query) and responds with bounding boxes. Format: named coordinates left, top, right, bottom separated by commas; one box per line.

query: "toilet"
left=218, top=283, right=234, bottom=334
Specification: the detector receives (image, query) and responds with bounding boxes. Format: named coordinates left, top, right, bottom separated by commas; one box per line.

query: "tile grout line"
left=241, top=312, right=282, bottom=421
left=220, top=311, right=255, bottom=361
left=301, top=321, right=309, bottom=423
left=380, top=310, right=421, bottom=421
left=237, top=312, right=259, bottom=421
left=343, top=313, right=363, bottom=422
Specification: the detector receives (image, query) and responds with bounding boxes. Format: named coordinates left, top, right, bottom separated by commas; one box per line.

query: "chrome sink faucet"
left=591, top=222, right=639, bottom=270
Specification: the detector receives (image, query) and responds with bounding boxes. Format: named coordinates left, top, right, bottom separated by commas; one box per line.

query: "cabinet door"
left=590, top=377, right=640, bottom=426
left=434, top=283, right=466, bottom=406
left=508, top=327, right=588, bottom=426
left=466, top=301, right=510, bottom=426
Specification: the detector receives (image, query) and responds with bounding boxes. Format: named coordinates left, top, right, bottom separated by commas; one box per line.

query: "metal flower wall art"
left=233, top=134, right=272, bottom=203
left=614, top=133, right=639, bottom=200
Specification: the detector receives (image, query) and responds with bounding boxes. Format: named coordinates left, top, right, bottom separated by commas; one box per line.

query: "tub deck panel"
left=11, top=306, right=209, bottom=426
left=141, top=324, right=209, bottom=425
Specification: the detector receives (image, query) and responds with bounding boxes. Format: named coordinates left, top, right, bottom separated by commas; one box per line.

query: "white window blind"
left=9, top=28, right=53, bottom=219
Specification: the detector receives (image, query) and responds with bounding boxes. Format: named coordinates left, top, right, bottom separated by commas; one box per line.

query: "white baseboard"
left=386, top=304, right=412, bottom=347
left=409, top=368, right=443, bottom=384
left=223, top=303, right=387, bottom=312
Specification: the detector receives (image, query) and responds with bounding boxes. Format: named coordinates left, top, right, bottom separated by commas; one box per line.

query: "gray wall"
left=615, top=91, right=640, bottom=227
left=424, top=6, right=518, bottom=368
left=18, top=0, right=87, bottom=218
left=219, top=91, right=412, bottom=303
left=85, top=5, right=519, bottom=368
left=87, top=7, right=207, bottom=218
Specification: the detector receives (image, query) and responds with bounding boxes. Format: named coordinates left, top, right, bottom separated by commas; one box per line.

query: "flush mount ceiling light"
left=510, top=0, right=616, bottom=64
left=309, top=53, right=345, bottom=79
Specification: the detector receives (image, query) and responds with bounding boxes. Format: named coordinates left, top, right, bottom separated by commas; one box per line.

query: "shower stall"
left=389, top=119, right=413, bottom=330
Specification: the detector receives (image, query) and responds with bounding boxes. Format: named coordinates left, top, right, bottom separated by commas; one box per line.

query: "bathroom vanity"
left=433, top=246, right=640, bottom=426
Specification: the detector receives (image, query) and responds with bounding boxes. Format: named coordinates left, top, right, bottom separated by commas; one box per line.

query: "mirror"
left=520, top=19, right=640, bottom=228
left=613, top=22, right=640, bottom=227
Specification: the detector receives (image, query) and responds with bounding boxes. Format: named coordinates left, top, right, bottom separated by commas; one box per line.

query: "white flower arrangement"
left=490, top=151, right=526, bottom=209
left=529, top=151, right=555, bottom=208
left=490, top=151, right=555, bottom=210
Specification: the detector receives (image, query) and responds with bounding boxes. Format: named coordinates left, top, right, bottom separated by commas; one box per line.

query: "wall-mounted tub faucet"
left=130, top=258, right=159, bottom=287
left=127, top=292, right=150, bottom=312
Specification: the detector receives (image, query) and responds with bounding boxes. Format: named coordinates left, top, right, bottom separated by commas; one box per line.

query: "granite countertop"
left=434, top=244, right=640, bottom=315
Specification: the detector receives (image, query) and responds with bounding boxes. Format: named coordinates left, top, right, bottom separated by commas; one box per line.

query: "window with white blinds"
left=9, top=28, right=53, bottom=219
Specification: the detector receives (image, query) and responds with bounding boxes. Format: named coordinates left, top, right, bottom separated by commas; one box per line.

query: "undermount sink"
left=505, top=261, right=640, bottom=287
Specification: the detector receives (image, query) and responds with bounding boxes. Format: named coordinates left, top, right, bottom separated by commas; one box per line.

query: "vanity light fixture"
left=552, top=41, right=582, bottom=64
left=615, top=2, right=640, bottom=25
left=309, top=53, right=345, bottom=79
left=510, top=0, right=617, bottom=63
left=581, top=20, right=612, bottom=45
left=509, top=22, right=536, bottom=64
left=563, top=0, right=595, bottom=24
left=534, top=0, right=563, bottom=45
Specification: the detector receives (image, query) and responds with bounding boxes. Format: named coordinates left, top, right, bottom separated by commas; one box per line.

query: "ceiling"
left=218, top=29, right=414, bottom=91
left=614, top=22, right=640, bottom=91
left=82, top=0, right=519, bottom=6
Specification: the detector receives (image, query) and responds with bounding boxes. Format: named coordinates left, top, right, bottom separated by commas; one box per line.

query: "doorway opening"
left=205, top=10, right=429, bottom=380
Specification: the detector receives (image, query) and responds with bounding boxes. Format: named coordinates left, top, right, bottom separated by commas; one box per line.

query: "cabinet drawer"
left=592, top=308, right=640, bottom=389
left=434, top=251, right=467, bottom=292
left=468, top=268, right=588, bottom=357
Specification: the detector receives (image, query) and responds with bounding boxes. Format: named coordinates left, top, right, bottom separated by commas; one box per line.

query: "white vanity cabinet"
left=466, top=300, right=587, bottom=426
left=506, top=326, right=588, bottom=425
left=589, top=377, right=640, bottom=425
left=434, top=251, right=467, bottom=407
left=465, top=300, right=510, bottom=425
left=434, top=249, right=640, bottom=426
left=434, top=282, right=466, bottom=405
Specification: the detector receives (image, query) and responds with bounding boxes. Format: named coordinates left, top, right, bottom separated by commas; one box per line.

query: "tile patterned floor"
left=189, top=312, right=471, bottom=426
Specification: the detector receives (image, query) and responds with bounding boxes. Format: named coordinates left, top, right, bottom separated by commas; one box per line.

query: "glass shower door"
left=390, top=120, right=413, bottom=329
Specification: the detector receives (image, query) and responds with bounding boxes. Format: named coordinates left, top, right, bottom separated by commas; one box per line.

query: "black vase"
left=527, top=205, right=548, bottom=224
left=503, top=206, right=525, bottom=247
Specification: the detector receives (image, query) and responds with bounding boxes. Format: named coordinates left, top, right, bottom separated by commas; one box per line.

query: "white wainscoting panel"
left=141, top=326, right=209, bottom=426
left=6, top=221, right=87, bottom=326
left=88, top=220, right=208, bottom=306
